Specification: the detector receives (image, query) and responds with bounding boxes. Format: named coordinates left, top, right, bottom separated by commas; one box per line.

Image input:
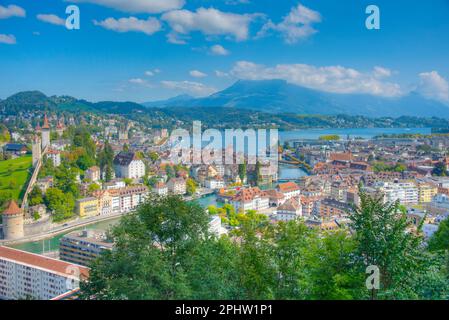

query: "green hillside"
left=0, top=155, right=33, bottom=206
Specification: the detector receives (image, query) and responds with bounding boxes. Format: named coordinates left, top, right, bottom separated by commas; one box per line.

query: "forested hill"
left=2, top=91, right=449, bottom=130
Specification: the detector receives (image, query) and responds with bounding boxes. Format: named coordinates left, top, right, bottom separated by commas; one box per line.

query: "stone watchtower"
left=32, top=134, right=41, bottom=168
left=2, top=200, right=24, bottom=240
left=41, top=113, right=51, bottom=151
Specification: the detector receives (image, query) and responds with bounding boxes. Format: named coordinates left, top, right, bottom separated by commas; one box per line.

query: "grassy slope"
left=0, top=155, right=33, bottom=201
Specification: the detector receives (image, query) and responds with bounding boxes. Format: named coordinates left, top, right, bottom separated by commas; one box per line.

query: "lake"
left=280, top=127, right=431, bottom=142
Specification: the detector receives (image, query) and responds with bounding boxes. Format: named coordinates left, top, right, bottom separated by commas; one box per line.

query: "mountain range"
left=143, top=80, right=449, bottom=118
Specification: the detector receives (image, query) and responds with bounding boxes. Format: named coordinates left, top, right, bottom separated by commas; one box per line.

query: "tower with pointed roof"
left=41, top=113, right=51, bottom=151
left=2, top=200, right=24, bottom=240
left=56, top=118, right=65, bottom=137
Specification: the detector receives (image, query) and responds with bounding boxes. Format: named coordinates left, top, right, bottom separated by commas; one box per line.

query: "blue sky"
left=0, top=0, right=448, bottom=103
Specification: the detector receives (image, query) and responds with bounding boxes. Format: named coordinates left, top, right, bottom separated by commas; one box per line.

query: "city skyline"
left=0, top=0, right=448, bottom=104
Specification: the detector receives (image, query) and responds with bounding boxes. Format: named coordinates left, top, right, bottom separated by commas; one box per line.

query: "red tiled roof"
left=231, top=187, right=268, bottom=202
left=42, top=113, right=50, bottom=129
left=0, top=246, right=89, bottom=279
left=3, top=200, right=22, bottom=216
left=265, top=189, right=285, bottom=200
left=278, top=198, right=301, bottom=212
left=329, top=152, right=353, bottom=162
left=277, top=182, right=300, bottom=193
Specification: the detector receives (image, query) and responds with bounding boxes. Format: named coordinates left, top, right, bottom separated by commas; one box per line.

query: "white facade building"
left=376, top=182, right=419, bottom=205
left=153, top=182, right=168, bottom=196
left=46, top=149, right=61, bottom=167
left=167, top=178, right=186, bottom=195
left=0, top=246, right=88, bottom=300
left=113, top=152, right=145, bottom=179
left=274, top=197, right=303, bottom=221
left=277, top=182, right=301, bottom=200
left=205, top=177, right=225, bottom=190
left=230, top=187, right=270, bottom=212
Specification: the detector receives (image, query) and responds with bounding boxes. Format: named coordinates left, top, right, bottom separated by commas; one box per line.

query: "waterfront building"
left=205, top=176, right=225, bottom=190
left=230, top=187, right=270, bottom=212
left=94, top=185, right=149, bottom=214
left=59, top=230, right=113, bottom=267
left=277, top=182, right=301, bottom=200
left=167, top=177, right=186, bottom=195
left=0, top=246, right=88, bottom=300
left=75, top=197, right=99, bottom=217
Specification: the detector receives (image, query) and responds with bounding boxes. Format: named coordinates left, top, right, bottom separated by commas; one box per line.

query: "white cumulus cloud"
left=161, top=7, right=256, bottom=42
left=230, top=61, right=403, bottom=97
left=129, top=78, right=154, bottom=88
left=0, top=4, right=25, bottom=19
left=161, top=80, right=216, bottom=96
left=0, top=34, right=16, bottom=45
left=68, top=0, right=184, bottom=13
left=37, top=14, right=66, bottom=26
left=93, top=17, right=161, bottom=35
left=145, top=69, right=160, bottom=76
left=417, top=71, right=449, bottom=104
left=190, top=70, right=207, bottom=78
left=210, top=44, right=230, bottom=56
left=257, top=3, right=321, bottom=44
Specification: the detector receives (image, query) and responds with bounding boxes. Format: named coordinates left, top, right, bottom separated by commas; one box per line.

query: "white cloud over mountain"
left=230, top=61, right=403, bottom=97
left=161, top=80, right=216, bottom=96
left=93, top=17, right=161, bottom=35
left=257, top=3, right=321, bottom=44
left=37, top=14, right=66, bottom=26
left=68, top=0, right=184, bottom=14
left=417, top=71, right=449, bottom=104
left=161, top=7, right=256, bottom=42
left=0, top=4, right=25, bottom=19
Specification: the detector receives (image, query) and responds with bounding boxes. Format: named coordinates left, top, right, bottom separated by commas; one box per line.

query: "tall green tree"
left=80, top=195, right=210, bottom=300
left=350, top=190, right=429, bottom=299
left=428, top=217, right=449, bottom=252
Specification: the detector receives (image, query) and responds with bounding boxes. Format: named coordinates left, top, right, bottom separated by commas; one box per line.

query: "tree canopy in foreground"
left=80, top=193, right=449, bottom=300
